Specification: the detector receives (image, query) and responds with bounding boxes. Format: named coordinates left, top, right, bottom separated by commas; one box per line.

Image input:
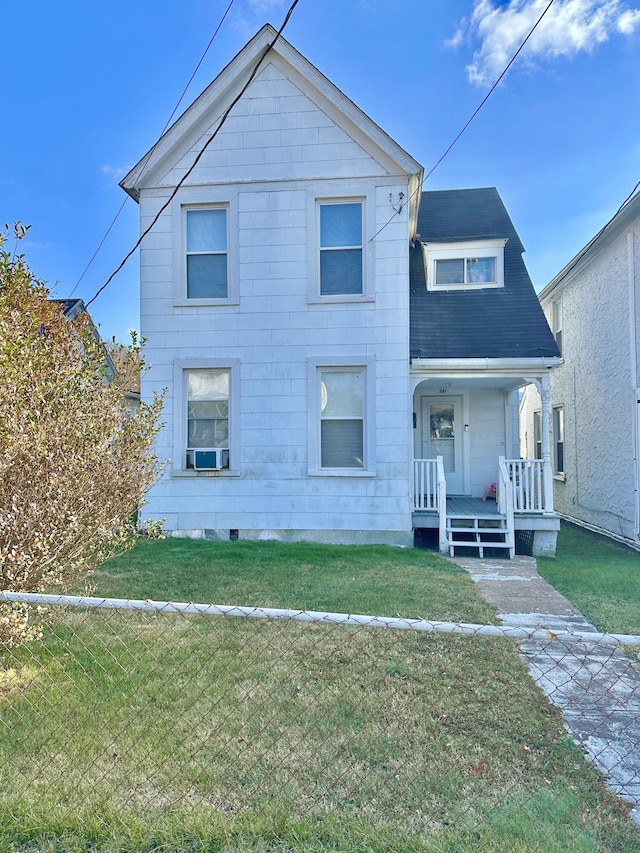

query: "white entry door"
left=421, top=396, right=464, bottom=494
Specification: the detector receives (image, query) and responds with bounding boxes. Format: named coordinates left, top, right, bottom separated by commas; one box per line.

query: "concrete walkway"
left=448, top=554, right=640, bottom=828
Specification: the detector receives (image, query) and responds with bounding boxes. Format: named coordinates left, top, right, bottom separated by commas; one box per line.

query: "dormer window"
left=423, top=239, right=507, bottom=291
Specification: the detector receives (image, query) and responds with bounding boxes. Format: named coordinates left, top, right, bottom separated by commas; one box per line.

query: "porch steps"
left=446, top=513, right=515, bottom=559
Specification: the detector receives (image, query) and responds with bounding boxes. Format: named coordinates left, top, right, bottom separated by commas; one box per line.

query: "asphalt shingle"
left=410, top=188, right=560, bottom=360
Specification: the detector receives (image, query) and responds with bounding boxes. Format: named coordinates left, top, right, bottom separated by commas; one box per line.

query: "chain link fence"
left=0, top=591, right=639, bottom=852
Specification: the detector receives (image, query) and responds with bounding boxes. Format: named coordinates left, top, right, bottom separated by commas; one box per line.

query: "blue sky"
left=2, top=0, right=639, bottom=343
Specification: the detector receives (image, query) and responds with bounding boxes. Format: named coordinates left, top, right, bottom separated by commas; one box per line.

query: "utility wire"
left=546, top=178, right=640, bottom=287
left=71, top=0, right=237, bottom=298
left=369, top=0, right=557, bottom=244
left=86, top=0, right=300, bottom=308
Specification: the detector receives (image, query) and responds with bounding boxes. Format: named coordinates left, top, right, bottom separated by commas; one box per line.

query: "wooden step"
left=445, top=512, right=514, bottom=559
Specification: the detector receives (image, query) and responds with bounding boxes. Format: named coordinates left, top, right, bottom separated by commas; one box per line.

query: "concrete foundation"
left=168, top=528, right=414, bottom=548
left=531, top=529, right=558, bottom=557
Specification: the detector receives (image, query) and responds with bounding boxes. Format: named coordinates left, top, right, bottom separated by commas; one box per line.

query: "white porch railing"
left=413, top=458, right=440, bottom=511
left=505, top=459, right=546, bottom=512
left=497, top=456, right=516, bottom=558
left=412, top=458, right=549, bottom=514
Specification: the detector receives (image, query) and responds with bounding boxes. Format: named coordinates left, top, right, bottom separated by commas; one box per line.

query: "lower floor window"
left=319, top=368, right=364, bottom=469
left=533, top=411, right=542, bottom=460
left=553, top=405, right=564, bottom=475
left=186, top=368, right=230, bottom=469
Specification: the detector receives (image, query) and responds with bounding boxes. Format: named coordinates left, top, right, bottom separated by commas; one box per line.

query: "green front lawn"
left=0, top=538, right=637, bottom=852
left=538, top=523, right=640, bottom=634
left=87, top=538, right=496, bottom=623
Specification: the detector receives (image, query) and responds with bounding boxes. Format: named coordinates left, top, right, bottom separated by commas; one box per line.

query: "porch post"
left=540, top=373, right=554, bottom=512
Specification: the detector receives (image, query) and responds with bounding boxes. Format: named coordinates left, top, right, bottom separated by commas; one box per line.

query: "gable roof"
left=120, top=24, right=423, bottom=235
left=410, top=188, right=560, bottom=360
left=51, top=298, right=117, bottom=376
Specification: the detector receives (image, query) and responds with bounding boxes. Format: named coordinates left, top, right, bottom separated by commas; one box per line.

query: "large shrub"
left=0, top=224, right=164, bottom=646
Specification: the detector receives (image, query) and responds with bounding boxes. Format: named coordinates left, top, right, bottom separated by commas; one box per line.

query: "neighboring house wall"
left=521, top=195, right=640, bottom=546
left=134, top=53, right=418, bottom=545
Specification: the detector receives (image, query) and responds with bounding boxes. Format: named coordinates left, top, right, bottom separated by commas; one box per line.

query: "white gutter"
left=410, top=357, right=559, bottom=375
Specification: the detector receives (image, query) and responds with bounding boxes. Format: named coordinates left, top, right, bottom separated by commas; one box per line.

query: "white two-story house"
left=121, top=24, right=560, bottom=556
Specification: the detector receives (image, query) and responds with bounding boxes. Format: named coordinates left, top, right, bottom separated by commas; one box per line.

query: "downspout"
left=628, top=231, right=640, bottom=541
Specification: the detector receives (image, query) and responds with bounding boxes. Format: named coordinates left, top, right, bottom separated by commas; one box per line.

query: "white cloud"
left=618, top=7, right=640, bottom=30
left=245, top=0, right=286, bottom=14
left=450, top=0, right=640, bottom=86
left=100, top=164, right=128, bottom=182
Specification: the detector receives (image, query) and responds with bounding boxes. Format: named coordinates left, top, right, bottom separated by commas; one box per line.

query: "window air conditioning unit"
left=193, top=448, right=229, bottom=471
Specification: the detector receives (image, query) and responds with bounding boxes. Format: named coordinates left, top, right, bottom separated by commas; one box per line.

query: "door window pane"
left=429, top=403, right=455, bottom=472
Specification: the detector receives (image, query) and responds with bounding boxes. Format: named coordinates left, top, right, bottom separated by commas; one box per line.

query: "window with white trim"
left=320, top=368, right=364, bottom=468
left=185, top=368, right=230, bottom=470
left=185, top=207, right=228, bottom=299
left=553, top=405, right=564, bottom=476
left=318, top=201, right=363, bottom=296
left=533, top=411, right=542, bottom=460
left=423, top=240, right=507, bottom=291
left=552, top=298, right=563, bottom=356
left=307, top=358, right=375, bottom=475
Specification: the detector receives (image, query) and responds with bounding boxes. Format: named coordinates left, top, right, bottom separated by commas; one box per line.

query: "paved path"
left=448, top=554, right=640, bottom=828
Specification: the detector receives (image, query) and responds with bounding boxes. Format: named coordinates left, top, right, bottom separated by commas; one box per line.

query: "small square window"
left=186, top=208, right=228, bottom=299
left=319, top=202, right=363, bottom=296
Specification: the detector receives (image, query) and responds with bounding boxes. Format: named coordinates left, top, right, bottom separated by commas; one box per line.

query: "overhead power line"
left=547, top=178, right=640, bottom=286
left=86, top=0, right=301, bottom=309
left=369, top=0, right=557, bottom=244
left=72, top=0, right=238, bottom=297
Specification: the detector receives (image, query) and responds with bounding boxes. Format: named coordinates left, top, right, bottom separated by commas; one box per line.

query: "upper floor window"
left=185, top=207, right=228, bottom=299
left=552, top=298, right=563, bottom=356
left=319, top=201, right=363, bottom=296
left=423, top=239, right=507, bottom=291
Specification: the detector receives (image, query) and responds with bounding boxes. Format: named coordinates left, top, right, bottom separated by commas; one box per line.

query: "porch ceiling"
left=412, top=376, right=526, bottom=392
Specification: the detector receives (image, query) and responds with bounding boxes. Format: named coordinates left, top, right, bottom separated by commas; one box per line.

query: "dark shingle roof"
left=410, top=188, right=560, bottom=359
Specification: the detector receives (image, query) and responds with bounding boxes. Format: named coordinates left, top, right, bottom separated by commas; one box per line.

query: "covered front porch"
left=410, top=360, right=559, bottom=557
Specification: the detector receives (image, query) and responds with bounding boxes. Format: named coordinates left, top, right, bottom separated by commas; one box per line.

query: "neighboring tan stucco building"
left=521, top=190, right=640, bottom=549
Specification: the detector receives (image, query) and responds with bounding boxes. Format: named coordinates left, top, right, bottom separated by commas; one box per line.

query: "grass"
left=537, top=522, right=640, bottom=634
left=0, top=538, right=638, bottom=852
left=82, top=538, right=497, bottom=622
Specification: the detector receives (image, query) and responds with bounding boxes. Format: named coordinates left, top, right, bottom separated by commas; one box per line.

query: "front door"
left=421, top=396, right=464, bottom=494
